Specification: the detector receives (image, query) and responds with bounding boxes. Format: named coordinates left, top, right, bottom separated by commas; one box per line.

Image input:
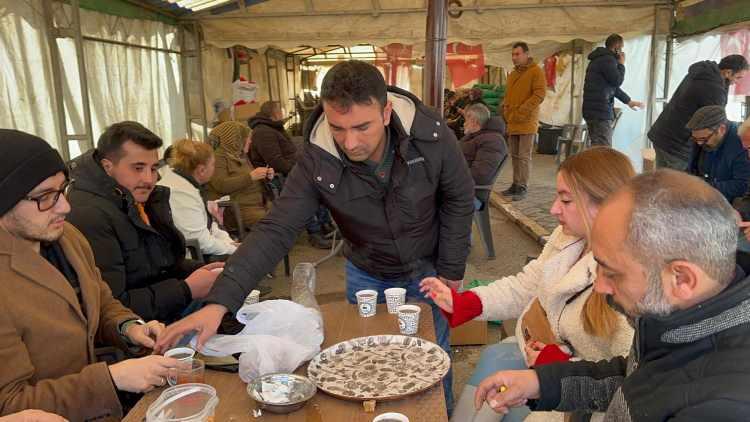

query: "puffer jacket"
left=248, top=115, right=298, bottom=175
left=460, top=116, right=508, bottom=200
left=582, top=47, right=632, bottom=121
left=688, top=121, right=750, bottom=203
left=472, top=226, right=633, bottom=422
left=205, top=86, right=475, bottom=313
left=67, top=150, right=200, bottom=322
left=648, top=60, right=729, bottom=161
left=532, top=267, right=750, bottom=422
left=502, top=58, right=547, bottom=135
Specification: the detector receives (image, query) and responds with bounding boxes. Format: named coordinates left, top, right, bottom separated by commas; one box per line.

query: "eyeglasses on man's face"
left=24, top=180, right=72, bottom=212
left=690, top=128, right=718, bottom=145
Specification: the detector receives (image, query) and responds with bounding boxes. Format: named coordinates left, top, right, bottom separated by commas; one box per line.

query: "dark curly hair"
left=320, top=60, right=387, bottom=111
left=97, top=121, right=163, bottom=163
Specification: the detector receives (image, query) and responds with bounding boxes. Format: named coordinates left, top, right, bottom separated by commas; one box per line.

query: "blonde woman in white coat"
left=158, top=139, right=237, bottom=259
left=421, top=147, right=636, bottom=422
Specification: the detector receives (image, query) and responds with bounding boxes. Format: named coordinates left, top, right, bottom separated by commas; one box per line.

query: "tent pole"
left=570, top=40, right=577, bottom=124
left=194, top=23, right=209, bottom=141
left=423, top=0, right=447, bottom=113
left=646, top=6, right=660, bottom=130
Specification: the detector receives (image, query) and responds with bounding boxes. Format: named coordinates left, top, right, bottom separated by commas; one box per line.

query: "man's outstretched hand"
left=154, top=304, right=228, bottom=354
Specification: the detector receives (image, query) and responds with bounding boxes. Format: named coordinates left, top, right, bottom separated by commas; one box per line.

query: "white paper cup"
left=384, top=287, right=407, bottom=314
left=373, top=413, right=410, bottom=422
left=397, top=304, right=421, bottom=335
left=355, top=289, right=378, bottom=317
left=164, top=347, right=196, bottom=361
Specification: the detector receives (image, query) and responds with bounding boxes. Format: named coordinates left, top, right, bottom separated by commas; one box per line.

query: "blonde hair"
left=558, top=147, right=636, bottom=338
left=169, top=139, right=214, bottom=175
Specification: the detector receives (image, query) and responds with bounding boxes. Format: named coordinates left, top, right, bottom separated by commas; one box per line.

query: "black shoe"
left=511, top=186, right=527, bottom=201
left=309, top=232, right=333, bottom=249
left=501, top=184, right=518, bottom=196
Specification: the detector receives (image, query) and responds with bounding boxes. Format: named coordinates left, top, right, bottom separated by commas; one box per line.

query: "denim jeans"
left=451, top=342, right=531, bottom=422
left=345, top=260, right=454, bottom=414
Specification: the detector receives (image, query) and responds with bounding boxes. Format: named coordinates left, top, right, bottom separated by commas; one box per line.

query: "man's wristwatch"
left=119, top=319, right=146, bottom=343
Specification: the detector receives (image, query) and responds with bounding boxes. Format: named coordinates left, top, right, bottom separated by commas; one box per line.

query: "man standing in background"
left=501, top=41, right=546, bottom=201
left=648, top=54, right=748, bottom=170
left=582, top=33, right=643, bottom=146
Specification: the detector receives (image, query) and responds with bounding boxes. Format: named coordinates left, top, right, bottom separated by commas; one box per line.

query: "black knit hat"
left=0, top=130, right=67, bottom=216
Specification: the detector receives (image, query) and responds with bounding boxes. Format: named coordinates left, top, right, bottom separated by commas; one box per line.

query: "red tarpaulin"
left=544, top=55, right=558, bottom=91
left=721, top=29, right=750, bottom=96
left=377, top=43, right=413, bottom=85
left=447, top=43, right=485, bottom=88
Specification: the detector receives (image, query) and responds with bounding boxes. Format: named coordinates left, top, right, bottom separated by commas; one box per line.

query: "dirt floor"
left=260, top=206, right=542, bottom=401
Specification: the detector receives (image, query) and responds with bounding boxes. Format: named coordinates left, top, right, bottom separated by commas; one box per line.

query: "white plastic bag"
left=193, top=300, right=323, bottom=383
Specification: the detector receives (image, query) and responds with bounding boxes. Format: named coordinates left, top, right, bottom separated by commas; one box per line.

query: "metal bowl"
left=247, top=373, right=317, bottom=414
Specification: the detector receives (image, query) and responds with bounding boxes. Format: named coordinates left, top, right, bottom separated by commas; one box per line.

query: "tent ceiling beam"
left=187, top=0, right=670, bottom=20
left=371, top=0, right=381, bottom=17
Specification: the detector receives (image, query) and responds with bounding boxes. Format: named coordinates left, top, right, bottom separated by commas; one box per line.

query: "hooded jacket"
left=648, top=61, right=729, bottom=161
left=688, top=121, right=750, bottom=203
left=502, top=58, right=547, bottom=135
left=532, top=267, right=750, bottom=422
left=205, top=86, right=475, bottom=313
left=582, top=47, right=632, bottom=121
left=248, top=115, right=298, bottom=175
left=460, top=116, right=508, bottom=198
left=67, top=150, right=200, bottom=322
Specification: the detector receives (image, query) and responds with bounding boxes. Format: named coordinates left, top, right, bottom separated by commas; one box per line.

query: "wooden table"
left=124, top=302, right=448, bottom=421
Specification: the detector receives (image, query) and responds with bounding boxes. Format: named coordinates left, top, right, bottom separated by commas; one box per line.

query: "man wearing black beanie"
left=0, top=130, right=177, bottom=420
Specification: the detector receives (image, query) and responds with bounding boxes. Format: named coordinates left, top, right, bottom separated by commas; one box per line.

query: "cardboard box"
left=233, top=102, right=261, bottom=122
left=450, top=320, right=488, bottom=346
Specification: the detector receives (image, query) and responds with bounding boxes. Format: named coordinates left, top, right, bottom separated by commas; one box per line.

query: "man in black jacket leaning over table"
left=157, top=60, right=475, bottom=412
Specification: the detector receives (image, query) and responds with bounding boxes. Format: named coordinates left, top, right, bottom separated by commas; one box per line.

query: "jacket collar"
left=640, top=266, right=750, bottom=352
left=462, top=116, right=506, bottom=142
left=0, top=224, right=87, bottom=323
left=70, top=150, right=168, bottom=233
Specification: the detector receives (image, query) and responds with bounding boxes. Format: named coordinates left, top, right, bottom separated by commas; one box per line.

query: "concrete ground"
left=262, top=206, right=541, bottom=401
left=493, top=151, right=559, bottom=234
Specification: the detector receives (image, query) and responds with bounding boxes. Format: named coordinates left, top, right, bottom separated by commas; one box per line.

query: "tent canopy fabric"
left=195, top=0, right=667, bottom=64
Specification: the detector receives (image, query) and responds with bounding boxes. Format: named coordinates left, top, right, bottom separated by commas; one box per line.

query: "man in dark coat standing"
left=582, top=33, right=643, bottom=146
left=649, top=54, right=748, bottom=170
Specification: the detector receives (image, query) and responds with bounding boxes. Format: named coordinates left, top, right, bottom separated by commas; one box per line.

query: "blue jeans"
left=345, top=260, right=454, bottom=414
left=452, top=342, right=531, bottom=422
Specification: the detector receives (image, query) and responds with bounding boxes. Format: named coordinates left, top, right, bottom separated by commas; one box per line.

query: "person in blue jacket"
left=687, top=105, right=750, bottom=203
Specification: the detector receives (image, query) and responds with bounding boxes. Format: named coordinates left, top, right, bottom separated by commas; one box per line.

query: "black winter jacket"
left=582, top=47, right=631, bottom=121
left=460, top=116, right=508, bottom=202
left=67, top=151, right=201, bottom=322
left=532, top=267, right=750, bottom=422
left=206, top=87, right=475, bottom=312
left=247, top=115, right=298, bottom=175
left=648, top=60, right=729, bottom=161
left=688, top=121, right=750, bottom=203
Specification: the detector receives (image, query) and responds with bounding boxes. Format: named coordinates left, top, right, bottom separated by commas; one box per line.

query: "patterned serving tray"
left=307, top=335, right=450, bottom=401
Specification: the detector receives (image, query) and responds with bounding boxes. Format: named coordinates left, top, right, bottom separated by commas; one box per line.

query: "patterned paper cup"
left=384, top=288, right=407, bottom=314
left=397, top=305, right=421, bottom=335
left=356, top=290, right=378, bottom=317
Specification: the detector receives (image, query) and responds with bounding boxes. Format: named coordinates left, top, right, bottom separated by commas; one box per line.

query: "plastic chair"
left=474, top=155, right=508, bottom=259
left=218, top=199, right=290, bottom=277
left=555, top=124, right=576, bottom=165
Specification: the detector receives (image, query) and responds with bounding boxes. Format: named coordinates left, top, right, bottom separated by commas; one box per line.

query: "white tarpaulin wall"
left=0, top=0, right=187, bottom=155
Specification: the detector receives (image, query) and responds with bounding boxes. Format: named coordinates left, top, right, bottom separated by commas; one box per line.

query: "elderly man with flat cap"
left=686, top=104, right=750, bottom=203
left=0, top=130, right=177, bottom=420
